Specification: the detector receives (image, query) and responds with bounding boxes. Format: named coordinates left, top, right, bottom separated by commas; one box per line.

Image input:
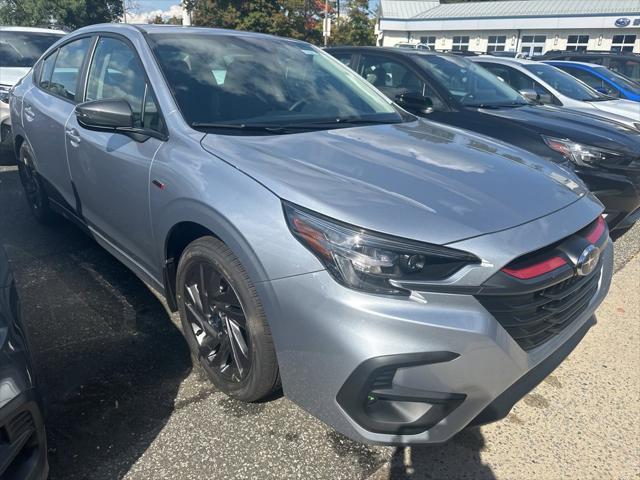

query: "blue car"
left=544, top=60, right=640, bottom=102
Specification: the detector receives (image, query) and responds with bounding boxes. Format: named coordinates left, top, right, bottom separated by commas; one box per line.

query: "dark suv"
left=0, top=245, right=48, bottom=480
left=328, top=47, right=640, bottom=236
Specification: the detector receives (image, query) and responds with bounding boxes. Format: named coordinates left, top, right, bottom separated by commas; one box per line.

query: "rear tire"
left=17, top=143, right=57, bottom=224
left=176, top=236, right=280, bottom=402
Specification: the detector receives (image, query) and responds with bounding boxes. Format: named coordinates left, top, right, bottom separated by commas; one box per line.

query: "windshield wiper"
left=191, top=118, right=398, bottom=133
left=583, top=96, right=616, bottom=102
left=466, top=103, right=527, bottom=109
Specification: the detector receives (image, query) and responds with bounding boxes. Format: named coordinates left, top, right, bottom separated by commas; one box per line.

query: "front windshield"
left=523, top=64, right=603, bottom=101
left=414, top=54, right=528, bottom=107
left=596, top=66, right=640, bottom=95
left=0, top=31, right=63, bottom=68
left=147, top=33, right=404, bottom=131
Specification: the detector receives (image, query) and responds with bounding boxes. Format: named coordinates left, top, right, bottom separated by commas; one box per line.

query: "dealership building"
left=376, top=0, right=640, bottom=55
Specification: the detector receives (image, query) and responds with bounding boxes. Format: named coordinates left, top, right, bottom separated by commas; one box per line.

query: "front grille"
left=477, top=265, right=601, bottom=351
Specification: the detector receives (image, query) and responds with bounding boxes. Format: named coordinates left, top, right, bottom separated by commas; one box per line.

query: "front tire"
left=176, top=236, right=280, bottom=402
left=17, top=142, right=56, bottom=224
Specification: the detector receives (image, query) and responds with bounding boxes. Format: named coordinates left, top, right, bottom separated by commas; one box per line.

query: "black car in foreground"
left=328, top=47, right=640, bottom=235
left=0, top=246, right=47, bottom=480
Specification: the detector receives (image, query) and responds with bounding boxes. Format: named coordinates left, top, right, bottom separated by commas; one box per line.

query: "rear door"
left=65, top=34, right=167, bottom=278
left=22, top=36, right=93, bottom=210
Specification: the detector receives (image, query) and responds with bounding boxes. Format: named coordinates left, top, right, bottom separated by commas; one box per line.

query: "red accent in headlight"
left=291, top=217, right=332, bottom=259
left=502, top=256, right=567, bottom=280
left=585, top=216, right=606, bottom=244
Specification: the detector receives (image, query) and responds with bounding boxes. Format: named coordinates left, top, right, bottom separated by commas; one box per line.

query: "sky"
left=129, top=0, right=381, bottom=23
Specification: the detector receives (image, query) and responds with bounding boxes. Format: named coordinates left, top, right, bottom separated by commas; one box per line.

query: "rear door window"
left=47, top=37, right=92, bottom=101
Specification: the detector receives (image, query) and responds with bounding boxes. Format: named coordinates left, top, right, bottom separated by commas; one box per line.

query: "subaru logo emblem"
left=615, top=18, right=631, bottom=27
left=576, top=245, right=600, bottom=276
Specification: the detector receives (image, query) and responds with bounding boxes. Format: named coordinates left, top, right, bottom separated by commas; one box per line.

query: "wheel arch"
left=160, top=211, right=271, bottom=313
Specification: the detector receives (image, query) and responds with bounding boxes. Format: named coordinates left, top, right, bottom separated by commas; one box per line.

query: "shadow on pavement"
left=0, top=159, right=192, bottom=479
left=385, top=428, right=496, bottom=479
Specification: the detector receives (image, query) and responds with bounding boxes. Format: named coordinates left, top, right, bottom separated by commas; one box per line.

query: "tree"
left=0, top=0, right=123, bottom=29
left=191, top=0, right=325, bottom=44
left=330, top=0, right=374, bottom=46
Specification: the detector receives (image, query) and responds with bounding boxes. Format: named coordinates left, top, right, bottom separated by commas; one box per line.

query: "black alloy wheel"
left=17, top=143, right=56, bottom=224
left=183, top=262, right=251, bottom=383
left=176, top=236, right=280, bottom=401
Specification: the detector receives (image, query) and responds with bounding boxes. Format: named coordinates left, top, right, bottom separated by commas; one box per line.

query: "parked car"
left=0, top=245, right=48, bottom=480
left=328, top=47, right=640, bottom=235
left=487, top=51, right=527, bottom=59
left=538, top=50, right=640, bottom=83
left=11, top=24, right=613, bottom=445
left=0, top=26, right=66, bottom=146
left=394, top=42, right=431, bottom=51
left=544, top=60, right=640, bottom=102
left=471, top=56, right=640, bottom=130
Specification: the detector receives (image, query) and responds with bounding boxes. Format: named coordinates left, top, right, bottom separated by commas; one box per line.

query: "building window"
left=487, top=35, right=507, bottom=52
left=452, top=36, right=469, bottom=51
left=520, top=35, right=546, bottom=57
left=566, top=35, right=589, bottom=51
left=611, top=35, right=636, bottom=52
left=419, top=36, right=436, bottom=50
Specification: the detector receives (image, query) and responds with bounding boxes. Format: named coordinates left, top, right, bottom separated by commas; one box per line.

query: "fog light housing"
left=336, top=352, right=466, bottom=435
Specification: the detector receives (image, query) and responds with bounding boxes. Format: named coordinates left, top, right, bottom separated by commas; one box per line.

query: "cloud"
left=125, top=4, right=183, bottom=23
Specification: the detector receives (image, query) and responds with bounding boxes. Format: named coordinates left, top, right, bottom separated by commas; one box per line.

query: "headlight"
left=0, top=85, right=10, bottom=104
left=284, top=202, right=480, bottom=296
left=542, top=135, right=623, bottom=168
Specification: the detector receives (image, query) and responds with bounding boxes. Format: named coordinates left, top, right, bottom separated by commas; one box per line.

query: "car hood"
left=478, top=105, right=640, bottom=155
left=201, top=120, right=587, bottom=245
left=0, top=67, right=30, bottom=87
left=590, top=99, right=640, bottom=122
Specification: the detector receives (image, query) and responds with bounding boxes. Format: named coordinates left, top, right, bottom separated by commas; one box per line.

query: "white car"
left=472, top=56, right=640, bottom=130
left=0, top=26, right=65, bottom=145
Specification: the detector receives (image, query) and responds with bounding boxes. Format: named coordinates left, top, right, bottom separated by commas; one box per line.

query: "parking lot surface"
left=1, top=147, right=639, bottom=479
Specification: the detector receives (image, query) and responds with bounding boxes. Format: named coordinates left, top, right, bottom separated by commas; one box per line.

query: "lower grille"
left=477, top=266, right=601, bottom=351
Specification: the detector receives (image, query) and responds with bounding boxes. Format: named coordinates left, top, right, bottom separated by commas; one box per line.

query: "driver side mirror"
left=395, top=92, right=434, bottom=115
left=518, top=89, right=540, bottom=103
left=76, top=99, right=134, bottom=131
left=75, top=99, right=166, bottom=142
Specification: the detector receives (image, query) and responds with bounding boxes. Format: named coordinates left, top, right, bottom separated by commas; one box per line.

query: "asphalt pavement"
left=0, top=147, right=639, bottom=479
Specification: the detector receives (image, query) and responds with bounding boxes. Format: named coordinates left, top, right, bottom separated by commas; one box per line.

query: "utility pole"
left=323, top=0, right=330, bottom=47
left=122, top=0, right=128, bottom=23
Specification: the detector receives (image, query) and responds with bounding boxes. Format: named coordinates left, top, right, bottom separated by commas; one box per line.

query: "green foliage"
left=330, top=0, right=374, bottom=46
left=0, top=0, right=123, bottom=29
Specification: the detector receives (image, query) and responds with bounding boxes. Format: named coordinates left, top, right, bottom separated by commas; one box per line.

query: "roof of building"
left=379, top=1, right=439, bottom=19
left=379, top=0, right=640, bottom=20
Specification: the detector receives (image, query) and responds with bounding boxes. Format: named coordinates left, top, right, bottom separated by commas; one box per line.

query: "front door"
left=66, top=35, right=166, bottom=278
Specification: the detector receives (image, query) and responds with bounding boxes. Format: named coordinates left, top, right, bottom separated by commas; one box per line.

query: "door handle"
left=66, top=127, right=81, bottom=145
left=24, top=104, right=35, bottom=121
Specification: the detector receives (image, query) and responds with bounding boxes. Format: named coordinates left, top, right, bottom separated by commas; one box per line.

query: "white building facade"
left=377, top=0, right=640, bottom=55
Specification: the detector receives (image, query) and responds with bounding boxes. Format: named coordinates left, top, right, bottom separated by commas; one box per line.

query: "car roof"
left=542, top=60, right=607, bottom=69
left=0, top=25, right=66, bottom=34
left=471, top=56, right=538, bottom=66
left=70, top=23, right=305, bottom=44
left=327, top=46, right=456, bottom=59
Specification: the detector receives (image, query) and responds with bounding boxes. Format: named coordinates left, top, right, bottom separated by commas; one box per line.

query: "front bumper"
left=0, top=389, right=48, bottom=480
left=577, top=168, right=640, bottom=231
left=259, top=230, right=612, bottom=445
